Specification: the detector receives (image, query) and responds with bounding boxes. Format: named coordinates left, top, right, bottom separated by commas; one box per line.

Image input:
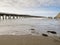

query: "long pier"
left=0, top=13, right=46, bottom=20
left=0, top=13, right=30, bottom=20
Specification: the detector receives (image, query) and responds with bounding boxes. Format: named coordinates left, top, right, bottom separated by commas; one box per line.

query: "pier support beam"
left=13, top=16, right=15, bottom=19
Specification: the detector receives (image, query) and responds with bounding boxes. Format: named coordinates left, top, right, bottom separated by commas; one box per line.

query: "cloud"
left=0, top=0, right=60, bottom=8
left=37, top=0, right=60, bottom=7
left=0, top=0, right=60, bottom=17
left=0, top=0, right=38, bottom=8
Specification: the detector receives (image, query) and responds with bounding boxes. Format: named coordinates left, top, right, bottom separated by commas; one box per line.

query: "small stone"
left=30, top=28, right=35, bottom=30
left=42, top=34, right=48, bottom=37
left=47, top=31, right=57, bottom=34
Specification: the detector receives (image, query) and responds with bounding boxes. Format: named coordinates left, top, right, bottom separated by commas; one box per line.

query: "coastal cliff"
left=54, top=13, right=60, bottom=19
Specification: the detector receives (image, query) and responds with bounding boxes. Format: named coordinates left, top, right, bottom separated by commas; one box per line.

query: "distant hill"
left=54, top=13, right=60, bottom=19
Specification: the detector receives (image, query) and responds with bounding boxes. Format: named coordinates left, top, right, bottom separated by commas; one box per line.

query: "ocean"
left=0, top=18, right=60, bottom=37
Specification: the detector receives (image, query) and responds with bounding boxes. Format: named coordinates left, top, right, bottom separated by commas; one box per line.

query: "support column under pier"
left=2, top=15, right=5, bottom=20
left=17, top=16, right=20, bottom=19
left=2, top=15, right=7, bottom=20
left=8, top=16, right=11, bottom=19
left=16, top=16, right=20, bottom=19
left=13, top=16, right=15, bottom=19
left=0, top=16, right=4, bottom=20
left=5, top=16, right=7, bottom=19
left=0, top=16, right=1, bottom=19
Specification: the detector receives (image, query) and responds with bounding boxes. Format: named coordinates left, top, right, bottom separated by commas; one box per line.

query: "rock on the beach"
left=47, top=31, right=57, bottom=34
left=42, top=34, right=48, bottom=37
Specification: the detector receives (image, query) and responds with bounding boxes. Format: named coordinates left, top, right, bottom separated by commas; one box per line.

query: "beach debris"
left=30, top=28, right=35, bottom=33
left=47, top=31, right=57, bottom=34
left=42, top=33, right=48, bottom=37
left=30, top=28, right=35, bottom=30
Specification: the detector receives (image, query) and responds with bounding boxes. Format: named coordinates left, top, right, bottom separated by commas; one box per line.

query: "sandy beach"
left=0, top=35, right=60, bottom=45
left=0, top=0, right=60, bottom=45
left=0, top=18, right=60, bottom=45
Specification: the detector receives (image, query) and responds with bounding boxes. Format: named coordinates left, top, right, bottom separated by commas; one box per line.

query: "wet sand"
left=0, top=35, right=60, bottom=45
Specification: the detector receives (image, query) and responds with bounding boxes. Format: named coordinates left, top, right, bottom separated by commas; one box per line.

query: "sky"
left=0, top=0, right=60, bottom=17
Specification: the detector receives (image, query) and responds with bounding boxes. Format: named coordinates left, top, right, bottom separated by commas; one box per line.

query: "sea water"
left=0, top=18, right=60, bottom=37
